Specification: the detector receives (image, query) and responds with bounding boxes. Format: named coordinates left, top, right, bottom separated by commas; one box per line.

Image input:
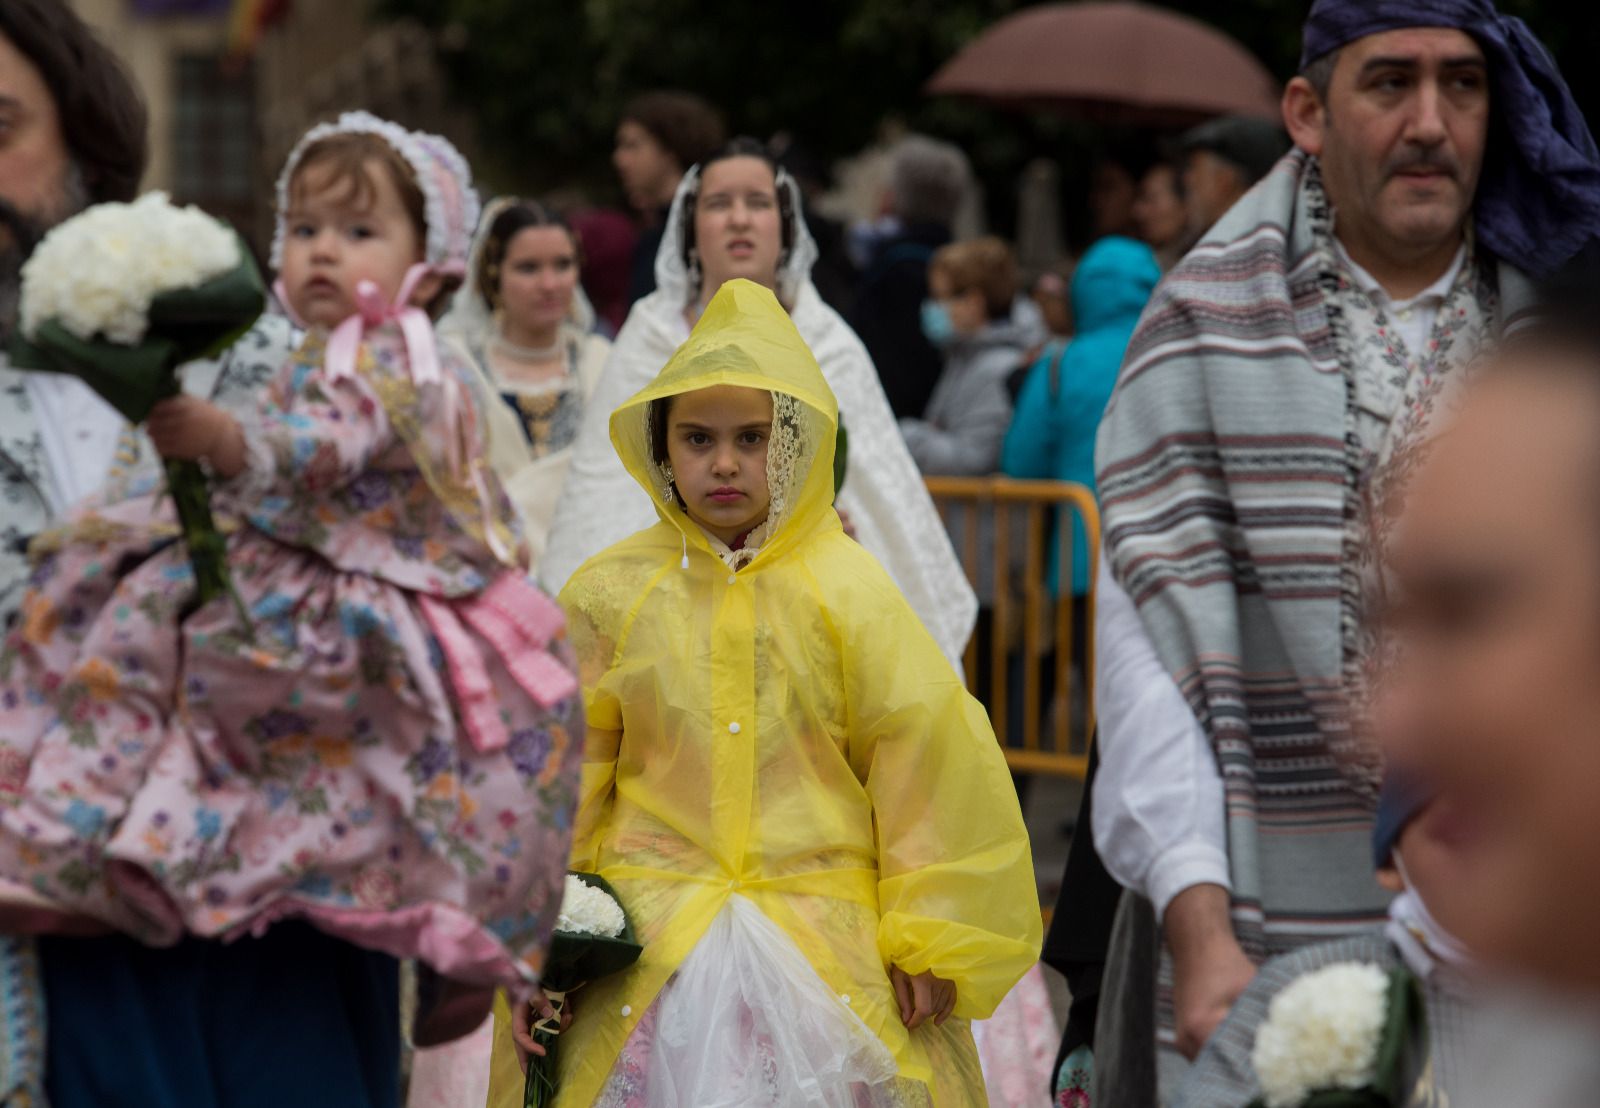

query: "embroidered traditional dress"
left=486, top=279, right=1041, bottom=1107
left=0, top=320, right=583, bottom=994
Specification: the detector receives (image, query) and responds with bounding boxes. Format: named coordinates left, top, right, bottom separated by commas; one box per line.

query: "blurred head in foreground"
left=1376, top=315, right=1600, bottom=991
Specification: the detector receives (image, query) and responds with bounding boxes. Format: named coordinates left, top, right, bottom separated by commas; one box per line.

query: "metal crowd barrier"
left=923, top=476, right=1099, bottom=781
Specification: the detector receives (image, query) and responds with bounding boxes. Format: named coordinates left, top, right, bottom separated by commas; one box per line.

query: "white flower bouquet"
left=524, top=872, right=642, bottom=1108
left=9, top=192, right=266, bottom=612
left=1249, top=961, right=1424, bottom=1108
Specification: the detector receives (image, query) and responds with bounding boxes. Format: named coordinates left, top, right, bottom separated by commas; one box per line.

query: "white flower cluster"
left=557, top=874, right=625, bottom=938
left=20, top=191, right=239, bottom=346
left=1252, top=961, right=1389, bottom=1108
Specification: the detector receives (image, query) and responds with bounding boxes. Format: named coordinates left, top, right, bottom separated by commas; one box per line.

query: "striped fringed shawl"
left=1095, top=149, right=1534, bottom=960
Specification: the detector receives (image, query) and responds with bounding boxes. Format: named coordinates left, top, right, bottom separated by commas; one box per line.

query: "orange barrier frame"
left=924, top=476, right=1098, bottom=780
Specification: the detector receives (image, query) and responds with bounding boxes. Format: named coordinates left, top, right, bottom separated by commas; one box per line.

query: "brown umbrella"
left=926, top=1, right=1282, bottom=127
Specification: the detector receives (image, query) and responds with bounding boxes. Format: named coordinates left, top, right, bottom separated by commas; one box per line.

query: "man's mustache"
left=1385, top=150, right=1462, bottom=182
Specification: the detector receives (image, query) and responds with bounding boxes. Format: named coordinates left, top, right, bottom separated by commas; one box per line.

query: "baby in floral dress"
left=0, top=113, right=582, bottom=1104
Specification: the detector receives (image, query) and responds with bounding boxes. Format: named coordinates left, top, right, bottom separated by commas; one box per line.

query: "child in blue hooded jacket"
left=1001, top=235, right=1161, bottom=597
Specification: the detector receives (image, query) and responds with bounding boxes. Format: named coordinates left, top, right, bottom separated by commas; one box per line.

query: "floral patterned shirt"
left=224, top=323, right=524, bottom=598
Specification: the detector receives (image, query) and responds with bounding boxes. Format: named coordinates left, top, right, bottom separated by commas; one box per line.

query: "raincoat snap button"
left=621, top=1005, right=632, bottom=1017
left=841, top=994, right=852, bottom=1005
left=728, top=721, right=741, bottom=734
left=727, top=574, right=737, bottom=585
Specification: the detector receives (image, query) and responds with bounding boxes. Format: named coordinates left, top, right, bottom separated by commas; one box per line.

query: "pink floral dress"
left=0, top=323, right=583, bottom=993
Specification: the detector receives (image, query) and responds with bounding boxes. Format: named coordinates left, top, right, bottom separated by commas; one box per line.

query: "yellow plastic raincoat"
left=488, top=279, right=1040, bottom=1106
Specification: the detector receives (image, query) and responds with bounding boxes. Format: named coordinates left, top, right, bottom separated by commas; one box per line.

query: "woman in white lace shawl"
left=540, top=137, right=975, bottom=666
left=437, top=197, right=612, bottom=567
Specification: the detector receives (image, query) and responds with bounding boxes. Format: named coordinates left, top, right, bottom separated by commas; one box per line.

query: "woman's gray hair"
left=890, top=135, right=972, bottom=228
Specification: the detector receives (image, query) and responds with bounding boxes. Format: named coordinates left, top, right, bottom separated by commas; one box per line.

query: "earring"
left=661, top=464, right=676, bottom=504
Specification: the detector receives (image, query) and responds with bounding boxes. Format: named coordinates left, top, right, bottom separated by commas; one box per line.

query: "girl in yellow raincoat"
left=488, top=278, right=1041, bottom=1106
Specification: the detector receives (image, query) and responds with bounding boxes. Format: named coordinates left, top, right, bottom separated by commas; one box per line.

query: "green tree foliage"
left=384, top=0, right=1599, bottom=220
left=381, top=0, right=1023, bottom=193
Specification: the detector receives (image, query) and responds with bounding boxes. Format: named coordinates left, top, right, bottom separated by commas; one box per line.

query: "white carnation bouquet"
left=19, top=192, right=242, bottom=346
left=524, top=872, right=642, bottom=1108
left=1249, top=961, right=1423, bottom=1108
left=9, top=192, right=266, bottom=613
left=556, top=872, right=627, bottom=936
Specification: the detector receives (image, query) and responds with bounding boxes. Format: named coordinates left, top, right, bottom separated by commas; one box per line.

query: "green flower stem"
left=163, top=458, right=251, bottom=636
left=523, top=1025, right=560, bottom=1108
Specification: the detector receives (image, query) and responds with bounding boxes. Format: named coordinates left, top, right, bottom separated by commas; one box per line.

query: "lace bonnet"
left=269, top=110, right=481, bottom=278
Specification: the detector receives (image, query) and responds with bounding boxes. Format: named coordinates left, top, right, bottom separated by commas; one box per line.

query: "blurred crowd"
left=566, top=94, right=1293, bottom=512
left=547, top=94, right=1293, bottom=617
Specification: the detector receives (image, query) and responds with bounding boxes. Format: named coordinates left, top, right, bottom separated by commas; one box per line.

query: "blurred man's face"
left=0, top=31, right=82, bottom=330
left=1131, top=163, right=1187, bottom=253
left=0, top=32, right=74, bottom=249
left=1377, top=362, right=1600, bottom=989
left=1182, top=149, right=1248, bottom=238
left=1089, top=162, right=1138, bottom=240
left=612, top=120, right=682, bottom=213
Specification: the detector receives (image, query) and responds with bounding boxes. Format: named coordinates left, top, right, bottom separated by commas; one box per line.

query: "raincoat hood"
left=1071, top=235, right=1162, bottom=335
left=609, top=278, right=840, bottom=568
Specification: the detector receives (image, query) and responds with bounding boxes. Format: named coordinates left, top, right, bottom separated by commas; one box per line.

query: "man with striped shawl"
left=1087, top=0, right=1600, bottom=1101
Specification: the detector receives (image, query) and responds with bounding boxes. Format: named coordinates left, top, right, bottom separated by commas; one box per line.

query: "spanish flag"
left=226, top=0, right=290, bottom=58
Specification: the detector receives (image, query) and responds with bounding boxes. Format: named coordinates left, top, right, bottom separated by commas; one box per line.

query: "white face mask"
left=1386, top=852, right=1474, bottom=979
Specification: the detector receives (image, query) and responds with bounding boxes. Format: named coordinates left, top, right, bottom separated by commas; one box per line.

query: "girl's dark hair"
left=475, top=199, right=581, bottom=309
left=648, top=396, right=688, bottom=508
left=0, top=0, right=148, bottom=203
left=649, top=396, right=675, bottom=468
left=679, top=137, right=797, bottom=279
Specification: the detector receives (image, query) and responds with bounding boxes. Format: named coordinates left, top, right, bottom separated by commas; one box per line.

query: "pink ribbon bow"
left=324, top=264, right=444, bottom=389
left=322, top=263, right=466, bottom=473
left=419, top=572, right=580, bottom=755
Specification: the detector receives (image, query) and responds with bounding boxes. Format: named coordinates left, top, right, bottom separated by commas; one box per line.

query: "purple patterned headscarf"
left=1301, top=0, right=1600, bottom=280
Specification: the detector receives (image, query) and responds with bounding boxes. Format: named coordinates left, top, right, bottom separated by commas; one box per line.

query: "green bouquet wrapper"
left=525, top=872, right=644, bottom=1108
left=8, top=238, right=266, bottom=616
left=1246, top=967, right=1426, bottom=1108
left=833, top=419, right=849, bottom=500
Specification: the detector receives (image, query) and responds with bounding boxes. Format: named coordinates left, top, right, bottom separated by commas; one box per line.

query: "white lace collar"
left=698, top=520, right=770, bottom=571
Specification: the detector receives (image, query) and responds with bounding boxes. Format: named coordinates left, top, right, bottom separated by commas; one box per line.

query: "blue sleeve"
left=1000, top=352, right=1058, bottom=480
